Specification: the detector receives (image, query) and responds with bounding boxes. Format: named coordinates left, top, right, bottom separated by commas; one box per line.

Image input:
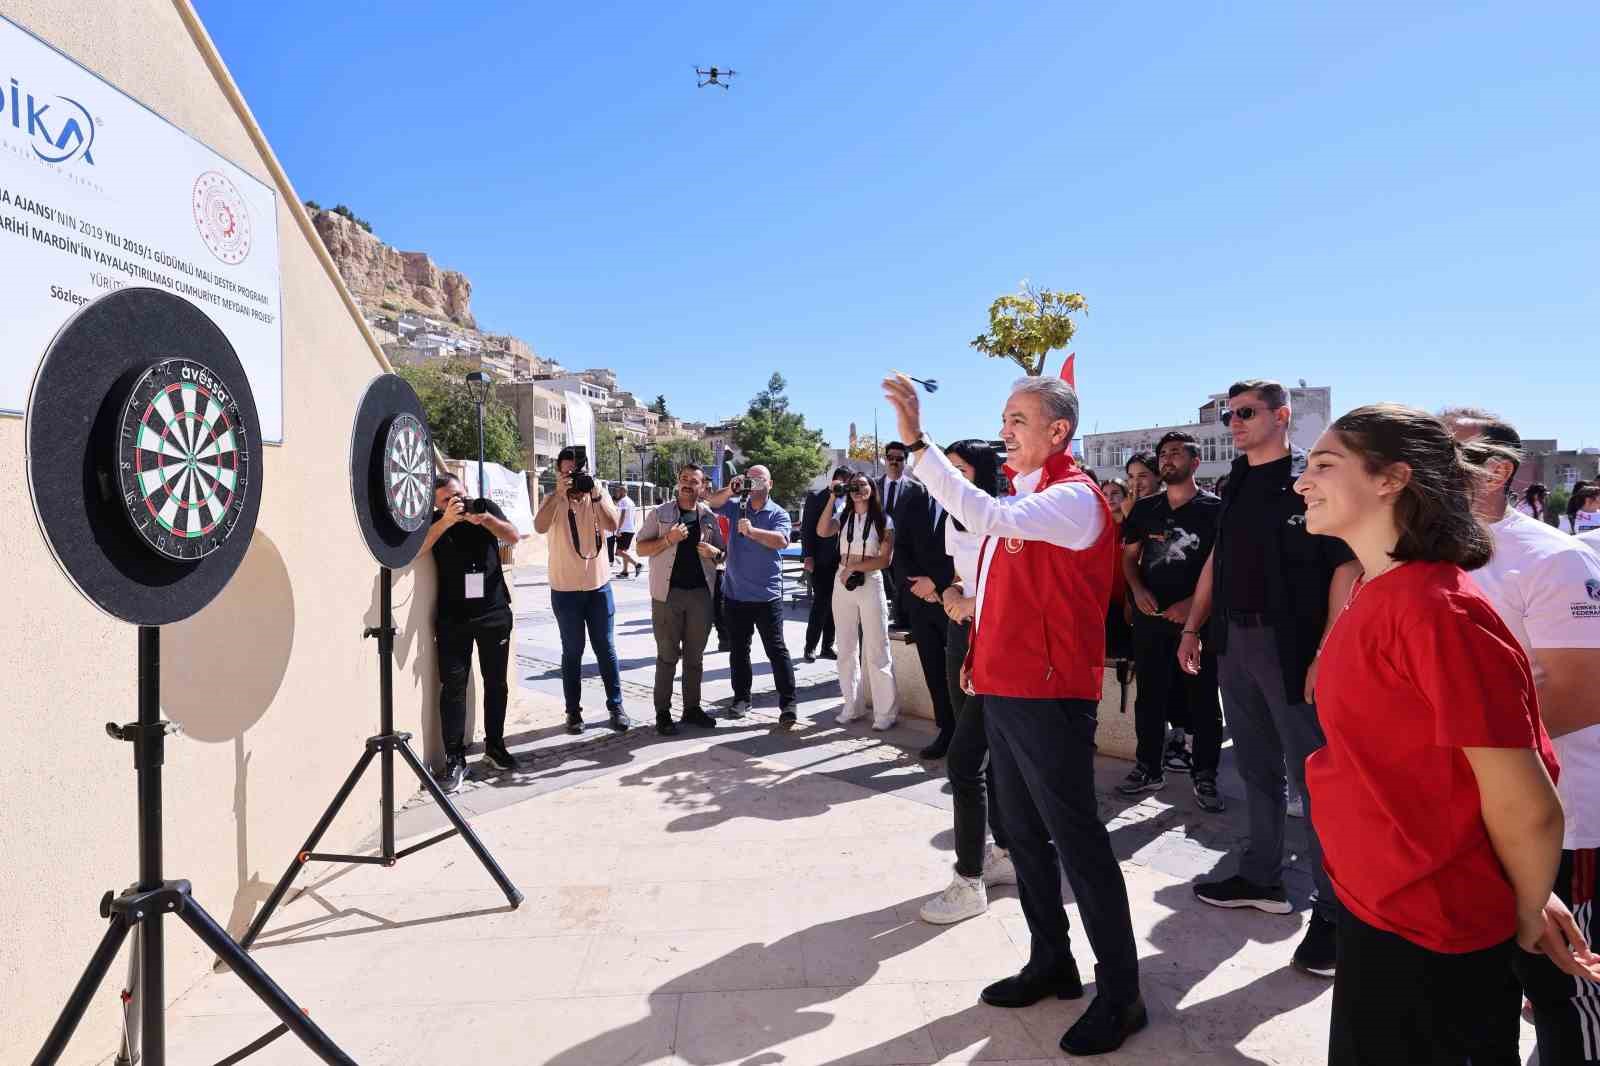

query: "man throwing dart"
left=882, top=372, right=1146, bottom=1057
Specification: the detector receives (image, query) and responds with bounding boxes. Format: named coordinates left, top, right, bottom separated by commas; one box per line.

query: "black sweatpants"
left=805, top=562, right=838, bottom=653
left=1330, top=909, right=1520, bottom=1066
left=984, top=694, right=1141, bottom=1002
left=437, top=612, right=513, bottom=759
left=1131, top=612, right=1222, bottom=777
left=1512, top=847, right=1600, bottom=1065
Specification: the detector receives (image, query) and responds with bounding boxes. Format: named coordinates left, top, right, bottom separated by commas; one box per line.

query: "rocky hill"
left=312, top=210, right=475, bottom=328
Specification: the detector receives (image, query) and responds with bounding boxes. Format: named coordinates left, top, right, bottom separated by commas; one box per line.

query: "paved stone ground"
left=154, top=562, right=1538, bottom=1064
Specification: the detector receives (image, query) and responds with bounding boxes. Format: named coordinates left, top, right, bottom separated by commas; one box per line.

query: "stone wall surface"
left=313, top=209, right=476, bottom=327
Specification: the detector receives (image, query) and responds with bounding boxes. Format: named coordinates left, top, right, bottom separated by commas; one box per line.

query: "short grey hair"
left=1010, top=376, right=1080, bottom=436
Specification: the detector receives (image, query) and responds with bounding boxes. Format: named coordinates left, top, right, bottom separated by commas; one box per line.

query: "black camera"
left=844, top=570, right=866, bottom=591
left=470, top=497, right=490, bottom=515
left=831, top=482, right=849, bottom=499
left=566, top=446, right=594, bottom=496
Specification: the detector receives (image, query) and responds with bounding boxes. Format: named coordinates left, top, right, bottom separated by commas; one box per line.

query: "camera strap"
left=567, top=506, right=602, bottom=561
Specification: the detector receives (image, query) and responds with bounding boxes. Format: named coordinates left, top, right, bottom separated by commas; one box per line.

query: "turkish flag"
left=1059, top=352, right=1076, bottom=387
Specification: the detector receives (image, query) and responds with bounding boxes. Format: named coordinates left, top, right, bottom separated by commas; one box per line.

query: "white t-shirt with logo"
left=1470, top=509, right=1600, bottom=849
left=616, top=494, right=637, bottom=534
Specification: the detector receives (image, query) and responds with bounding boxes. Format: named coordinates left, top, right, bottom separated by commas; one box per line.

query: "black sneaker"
left=1192, top=774, right=1226, bottom=813
left=1059, top=993, right=1148, bottom=1056
left=1116, top=766, right=1165, bottom=795
left=818, top=647, right=837, bottom=660
left=1291, top=913, right=1338, bottom=978
left=655, top=715, right=680, bottom=736
left=803, top=648, right=817, bottom=663
left=608, top=709, right=633, bottom=733
left=1193, top=874, right=1293, bottom=914
left=436, top=756, right=467, bottom=794
left=481, top=741, right=520, bottom=772
left=682, top=708, right=718, bottom=729
left=920, top=735, right=952, bottom=760
left=565, top=712, right=584, bottom=735
left=778, top=708, right=798, bottom=730
left=1162, top=735, right=1193, bottom=775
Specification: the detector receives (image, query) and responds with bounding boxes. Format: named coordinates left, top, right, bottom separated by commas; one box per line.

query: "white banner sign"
left=459, top=461, right=534, bottom=538
left=0, top=15, right=284, bottom=441
left=564, top=393, right=596, bottom=471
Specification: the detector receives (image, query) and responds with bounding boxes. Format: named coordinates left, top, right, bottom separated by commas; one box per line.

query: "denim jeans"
left=550, top=585, right=624, bottom=715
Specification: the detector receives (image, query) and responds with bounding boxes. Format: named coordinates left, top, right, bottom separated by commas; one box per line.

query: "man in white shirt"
left=610, top=482, right=642, bottom=578
left=1448, top=410, right=1600, bottom=1064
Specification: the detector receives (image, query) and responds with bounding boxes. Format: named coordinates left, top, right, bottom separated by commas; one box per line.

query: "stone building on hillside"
left=497, top=381, right=572, bottom=473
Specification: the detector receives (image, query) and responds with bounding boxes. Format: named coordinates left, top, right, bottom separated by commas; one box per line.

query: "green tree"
left=648, top=436, right=712, bottom=484
left=395, top=360, right=524, bottom=471
left=970, top=280, right=1086, bottom=376
left=650, top=394, right=670, bottom=417
left=731, top=373, right=827, bottom=505
left=594, top=422, right=624, bottom=481
left=847, top=434, right=880, bottom=463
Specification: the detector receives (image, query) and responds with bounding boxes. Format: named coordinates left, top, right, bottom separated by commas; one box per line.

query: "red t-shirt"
left=1308, top=560, right=1560, bottom=954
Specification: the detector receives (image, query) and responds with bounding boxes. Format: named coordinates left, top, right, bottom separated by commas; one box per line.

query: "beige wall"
left=0, top=3, right=444, bottom=1061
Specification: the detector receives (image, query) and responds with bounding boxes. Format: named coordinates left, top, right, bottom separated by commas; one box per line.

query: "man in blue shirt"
left=707, top=465, right=799, bottom=727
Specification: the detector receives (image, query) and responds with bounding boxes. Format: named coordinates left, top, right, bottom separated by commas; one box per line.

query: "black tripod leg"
left=395, top=739, right=524, bottom=907
left=179, top=897, right=357, bottom=1066
left=33, top=916, right=132, bottom=1066
left=239, top=746, right=378, bottom=950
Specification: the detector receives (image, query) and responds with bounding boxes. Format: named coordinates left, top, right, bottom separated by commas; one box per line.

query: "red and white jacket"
left=913, top=446, right=1115, bottom=700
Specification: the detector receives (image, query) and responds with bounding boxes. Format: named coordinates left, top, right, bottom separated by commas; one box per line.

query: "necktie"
left=930, top=497, right=942, bottom=527
left=886, top=480, right=897, bottom=512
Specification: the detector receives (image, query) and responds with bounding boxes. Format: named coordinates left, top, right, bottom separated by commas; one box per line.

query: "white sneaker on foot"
left=919, top=874, right=987, bottom=925
left=981, top=845, right=1017, bottom=887
left=870, top=717, right=896, bottom=731
left=837, top=703, right=866, bottom=723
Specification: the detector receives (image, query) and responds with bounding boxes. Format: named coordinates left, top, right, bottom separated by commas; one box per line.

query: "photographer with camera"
left=705, top=465, right=799, bottom=727
left=815, top=472, right=898, bottom=729
left=422, top=474, right=524, bottom=792
left=799, top=467, right=852, bottom=662
left=533, top=446, right=632, bottom=736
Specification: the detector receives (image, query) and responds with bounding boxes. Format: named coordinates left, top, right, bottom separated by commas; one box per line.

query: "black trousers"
left=945, top=619, right=1008, bottom=878
left=1512, top=847, right=1600, bottom=1065
left=1330, top=909, right=1519, bottom=1066
left=985, top=695, right=1140, bottom=1003
left=903, top=594, right=955, bottom=739
left=805, top=561, right=838, bottom=653
left=1131, top=612, right=1222, bottom=776
left=727, top=597, right=797, bottom=707
left=437, top=612, right=512, bottom=759
left=712, top=570, right=729, bottom=645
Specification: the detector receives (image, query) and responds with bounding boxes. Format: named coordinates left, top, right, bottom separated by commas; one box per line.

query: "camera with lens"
left=830, top=482, right=849, bottom=499
left=844, top=569, right=866, bottom=591
left=565, top=446, right=595, bottom=497
left=469, top=497, right=490, bottom=515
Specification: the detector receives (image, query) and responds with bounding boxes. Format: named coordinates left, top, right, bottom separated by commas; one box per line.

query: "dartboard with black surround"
left=350, top=373, right=435, bottom=569
left=383, top=412, right=431, bottom=533
left=26, top=287, right=263, bottom=626
left=116, top=357, right=251, bottom=560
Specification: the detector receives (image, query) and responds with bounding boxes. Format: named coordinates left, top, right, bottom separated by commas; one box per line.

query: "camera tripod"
left=33, top=627, right=356, bottom=1066
left=239, top=567, right=522, bottom=953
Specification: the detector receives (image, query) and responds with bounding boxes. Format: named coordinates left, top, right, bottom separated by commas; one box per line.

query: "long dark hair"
left=1523, top=482, right=1548, bottom=518
left=945, top=439, right=1000, bottom=533
left=843, top=473, right=888, bottom=544
left=1570, top=482, right=1597, bottom=527
left=1331, top=404, right=1492, bottom=570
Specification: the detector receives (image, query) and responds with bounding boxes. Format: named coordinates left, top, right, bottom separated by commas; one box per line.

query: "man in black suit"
left=800, top=467, right=851, bottom=662
left=891, top=466, right=958, bottom=759
left=878, top=442, right=913, bottom=624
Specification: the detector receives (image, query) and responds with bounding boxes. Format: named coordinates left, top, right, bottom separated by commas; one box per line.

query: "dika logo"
left=1, top=77, right=96, bottom=165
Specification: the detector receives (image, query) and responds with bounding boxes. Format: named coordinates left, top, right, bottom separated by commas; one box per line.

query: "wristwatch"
left=907, top=434, right=930, bottom=453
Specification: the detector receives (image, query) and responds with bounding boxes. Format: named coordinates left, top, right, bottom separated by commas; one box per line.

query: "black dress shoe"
left=608, top=709, right=633, bottom=732
left=655, top=715, right=680, bottom=736
left=565, top=712, right=584, bottom=735
left=1059, top=993, right=1147, bottom=1056
left=682, top=708, right=718, bottom=729
left=980, top=964, right=1083, bottom=1008
left=803, top=648, right=816, bottom=663
left=778, top=708, right=798, bottom=730
left=818, top=647, right=837, bottom=660
left=920, top=735, right=952, bottom=760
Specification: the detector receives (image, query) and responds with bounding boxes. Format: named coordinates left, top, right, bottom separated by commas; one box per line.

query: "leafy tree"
left=395, top=360, right=523, bottom=471
left=594, top=421, right=623, bottom=480
left=970, top=280, right=1086, bottom=376
left=847, top=434, right=880, bottom=463
left=650, top=394, right=671, bottom=417
left=1549, top=488, right=1570, bottom=526
left=303, top=199, right=322, bottom=212
left=331, top=202, right=373, bottom=234
left=647, top=436, right=712, bottom=484
left=731, top=373, right=827, bottom=505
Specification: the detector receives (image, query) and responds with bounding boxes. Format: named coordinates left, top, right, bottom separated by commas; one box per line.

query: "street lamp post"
left=633, top=442, right=649, bottom=502
left=465, top=371, right=492, bottom=500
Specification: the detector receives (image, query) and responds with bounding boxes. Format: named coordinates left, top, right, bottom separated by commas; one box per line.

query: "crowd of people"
left=419, top=374, right=1600, bottom=1062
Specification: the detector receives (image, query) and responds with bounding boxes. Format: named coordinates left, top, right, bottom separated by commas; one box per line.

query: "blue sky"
left=198, top=1, right=1598, bottom=451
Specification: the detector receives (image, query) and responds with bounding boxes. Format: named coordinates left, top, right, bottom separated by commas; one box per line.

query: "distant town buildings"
left=1083, top=386, right=1332, bottom=484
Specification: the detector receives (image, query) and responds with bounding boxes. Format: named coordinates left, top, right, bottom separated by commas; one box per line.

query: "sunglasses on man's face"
left=885, top=454, right=906, bottom=464
left=849, top=484, right=872, bottom=495
left=1220, top=405, right=1269, bottom=427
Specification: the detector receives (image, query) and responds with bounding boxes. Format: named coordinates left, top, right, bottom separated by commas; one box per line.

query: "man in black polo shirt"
left=1117, top=431, right=1224, bottom=811
left=422, top=474, right=524, bottom=793
left=1177, top=380, right=1360, bottom=979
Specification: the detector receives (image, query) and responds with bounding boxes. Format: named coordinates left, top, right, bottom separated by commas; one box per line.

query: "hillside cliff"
left=312, top=210, right=475, bottom=328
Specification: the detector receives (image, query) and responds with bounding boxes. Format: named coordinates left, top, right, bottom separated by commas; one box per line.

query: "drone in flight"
left=696, top=66, right=737, bottom=89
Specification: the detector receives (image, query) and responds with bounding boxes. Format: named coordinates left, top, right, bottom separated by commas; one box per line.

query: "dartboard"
left=116, top=358, right=250, bottom=561
left=383, top=412, right=432, bottom=532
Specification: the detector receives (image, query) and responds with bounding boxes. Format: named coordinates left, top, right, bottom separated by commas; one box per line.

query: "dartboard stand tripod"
left=239, top=566, right=523, bottom=953
left=34, top=629, right=356, bottom=1066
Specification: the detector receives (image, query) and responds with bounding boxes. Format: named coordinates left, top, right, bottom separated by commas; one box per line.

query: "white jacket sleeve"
left=911, top=444, right=1104, bottom=551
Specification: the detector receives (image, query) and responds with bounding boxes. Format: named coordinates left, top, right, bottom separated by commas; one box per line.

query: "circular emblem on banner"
left=192, top=170, right=252, bottom=265
left=117, top=358, right=251, bottom=561
left=383, top=412, right=432, bottom=533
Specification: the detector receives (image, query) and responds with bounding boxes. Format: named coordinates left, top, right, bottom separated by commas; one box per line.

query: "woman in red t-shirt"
left=1293, top=404, right=1600, bottom=1064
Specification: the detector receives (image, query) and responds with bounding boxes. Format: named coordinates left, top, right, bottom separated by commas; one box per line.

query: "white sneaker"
left=727, top=699, right=752, bottom=719
left=870, top=717, right=896, bottom=731
left=919, top=874, right=987, bottom=925
left=981, top=845, right=1017, bottom=887
left=837, top=703, right=866, bottom=723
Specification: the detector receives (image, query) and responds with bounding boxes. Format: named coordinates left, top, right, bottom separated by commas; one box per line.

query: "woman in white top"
left=919, top=440, right=1016, bottom=925
left=816, top=472, right=897, bottom=728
